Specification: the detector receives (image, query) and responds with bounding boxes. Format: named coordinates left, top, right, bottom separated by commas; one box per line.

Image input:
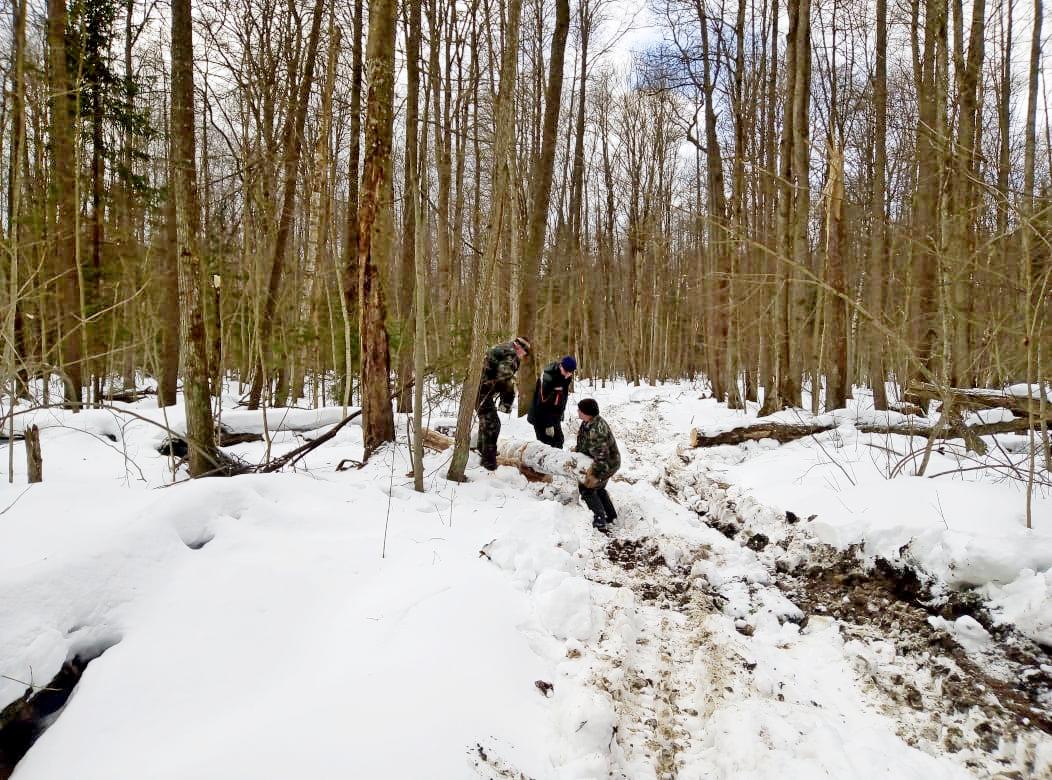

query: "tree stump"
left=25, top=425, right=42, bottom=483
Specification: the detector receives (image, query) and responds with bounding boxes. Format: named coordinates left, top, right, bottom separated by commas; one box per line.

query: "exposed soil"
left=595, top=400, right=1051, bottom=777
left=781, top=551, right=1052, bottom=735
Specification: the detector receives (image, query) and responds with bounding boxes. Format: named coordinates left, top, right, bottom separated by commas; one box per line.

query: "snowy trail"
left=507, top=396, right=1050, bottom=779
left=2, top=382, right=1050, bottom=779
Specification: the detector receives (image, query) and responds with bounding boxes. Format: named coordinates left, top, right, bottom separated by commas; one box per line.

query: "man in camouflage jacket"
left=574, top=397, right=621, bottom=531
left=476, top=336, right=531, bottom=470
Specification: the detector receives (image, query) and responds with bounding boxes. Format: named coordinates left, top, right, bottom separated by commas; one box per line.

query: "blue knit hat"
left=561, top=355, right=577, bottom=372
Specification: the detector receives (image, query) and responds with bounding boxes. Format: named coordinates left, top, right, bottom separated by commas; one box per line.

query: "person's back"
left=576, top=414, right=620, bottom=480
left=480, top=342, right=520, bottom=400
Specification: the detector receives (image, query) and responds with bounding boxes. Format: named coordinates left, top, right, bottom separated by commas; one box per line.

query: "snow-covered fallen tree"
left=690, top=400, right=1052, bottom=451
left=217, top=407, right=358, bottom=435
left=495, top=438, right=594, bottom=482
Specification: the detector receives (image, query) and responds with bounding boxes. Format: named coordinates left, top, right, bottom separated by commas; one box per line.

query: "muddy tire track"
left=579, top=397, right=1050, bottom=777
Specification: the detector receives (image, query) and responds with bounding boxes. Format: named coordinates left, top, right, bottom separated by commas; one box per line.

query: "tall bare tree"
left=171, top=0, right=219, bottom=475
left=358, top=0, right=398, bottom=458
left=517, top=0, right=570, bottom=415
left=447, top=0, right=524, bottom=482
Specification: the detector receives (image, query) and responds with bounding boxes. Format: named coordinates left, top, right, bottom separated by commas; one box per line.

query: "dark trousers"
left=477, top=394, right=500, bottom=466
left=533, top=422, right=565, bottom=449
left=579, top=483, right=616, bottom=523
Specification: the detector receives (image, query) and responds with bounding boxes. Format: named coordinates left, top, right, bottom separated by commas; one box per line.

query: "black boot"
left=597, top=487, right=617, bottom=524
left=580, top=487, right=609, bottom=531
left=479, top=447, right=498, bottom=471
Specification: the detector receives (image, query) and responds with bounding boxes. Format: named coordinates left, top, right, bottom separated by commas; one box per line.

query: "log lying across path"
left=422, top=428, right=593, bottom=484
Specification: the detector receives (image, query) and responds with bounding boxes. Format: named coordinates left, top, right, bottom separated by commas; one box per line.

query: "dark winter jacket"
left=576, top=415, right=621, bottom=482
left=527, top=361, right=573, bottom=426
left=478, top=342, right=521, bottom=407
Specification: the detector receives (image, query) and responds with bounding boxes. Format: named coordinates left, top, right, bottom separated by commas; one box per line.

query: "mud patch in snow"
left=777, top=547, right=1052, bottom=762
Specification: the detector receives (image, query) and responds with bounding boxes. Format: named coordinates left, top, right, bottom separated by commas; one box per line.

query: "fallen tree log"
left=904, top=382, right=1050, bottom=417
left=690, top=415, right=1052, bottom=450
left=102, top=387, right=156, bottom=403
left=220, top=407, right=356, bottom=435
left=690, top=423, right=834, bottom=447
left=421, top=428, right=592, bottom=483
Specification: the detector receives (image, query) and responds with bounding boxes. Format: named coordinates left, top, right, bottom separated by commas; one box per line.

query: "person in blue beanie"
left=527, top=355, right=576, bottom=448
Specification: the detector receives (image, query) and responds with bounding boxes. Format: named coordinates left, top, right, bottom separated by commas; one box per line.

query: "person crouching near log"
left=527, top=355, right=576, bottom=448
left=477, top=336, right=531, bottom=471
left=574, top=398, right=621, bottom=532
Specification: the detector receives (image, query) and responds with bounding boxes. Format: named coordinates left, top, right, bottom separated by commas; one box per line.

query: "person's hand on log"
left=498, top=401, right=512, bottom=414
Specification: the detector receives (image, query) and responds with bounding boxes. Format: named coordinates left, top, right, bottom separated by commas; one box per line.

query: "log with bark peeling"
left=421, top=428, right=592, bottom=483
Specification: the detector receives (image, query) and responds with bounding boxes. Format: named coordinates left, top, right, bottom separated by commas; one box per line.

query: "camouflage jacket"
left=576, top=415, right=620, bottom=482
left=479, top=342, right=521, bottom=406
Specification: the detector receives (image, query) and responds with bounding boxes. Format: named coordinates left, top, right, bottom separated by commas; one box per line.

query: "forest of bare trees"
left=0, top=0, right=1049, bottom=472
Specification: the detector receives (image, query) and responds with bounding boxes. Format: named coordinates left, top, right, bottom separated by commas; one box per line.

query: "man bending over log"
left=528, top=355, right=576, bottom=448
left=477, top=336, right=531, bottom=471
left=574, top=398, right=621, bottom=532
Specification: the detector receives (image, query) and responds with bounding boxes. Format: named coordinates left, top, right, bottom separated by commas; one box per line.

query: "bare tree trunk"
left=410, top=0, right=428, bottom=491
left=788, top=0, right=810, bottom=408
left=171, top=0, right=219, bottom=475
left=913, top=0, right=947, bottom=378
left=159, top=154, right=180, bottom=407
left=358, top=0, right=398, bottom=459
left=447, top=0, right=523, bottom=482
left=947, top=0, right=985, bottom=386
left=397, top=0, right=423, bottom=414
left=47, top=0, right=83, bottom=409
left=6, top=0, right=28, bottom=401
left=247, top=0, right=325, bottom=409
left=340, top=0, right=365, bottom=402
left=867, top=0, right=888, bottom=410
left=697, top=0, right=733, bottom=405
left=516, top=0, right=570, bottom=415
left=1021, top=0, right=1043, bottom=529
left=824, top=138, right=848, bottom=409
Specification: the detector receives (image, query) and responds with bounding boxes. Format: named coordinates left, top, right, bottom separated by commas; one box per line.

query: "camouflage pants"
left=476, top=393, right=501, bottom=466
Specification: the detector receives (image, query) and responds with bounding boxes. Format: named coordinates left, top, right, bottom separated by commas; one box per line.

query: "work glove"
left=498, top=401, right=512, bottom=414
left=581, top=469, right=600, bottom=489
left=545, top=427, right=555, bottom=437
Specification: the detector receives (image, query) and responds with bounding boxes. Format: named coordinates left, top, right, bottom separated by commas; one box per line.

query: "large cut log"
left=420, top=428, right=546, bottom=482
left=421, top=428, right=592, bottom=483
left=496, top=438, right=593, bottom=481
left=904, top=382, right=1051, bottom=417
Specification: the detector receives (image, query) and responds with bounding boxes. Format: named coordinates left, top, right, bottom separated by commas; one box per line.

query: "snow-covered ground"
left=1, top=380, right=1049, bottom=778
